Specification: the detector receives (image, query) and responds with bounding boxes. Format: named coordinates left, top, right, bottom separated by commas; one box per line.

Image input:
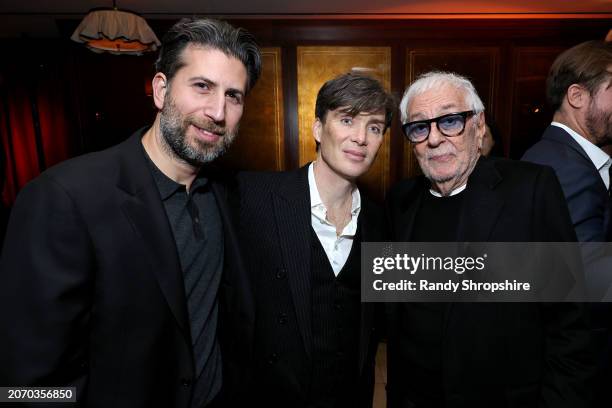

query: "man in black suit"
left=0, top=18, right=261, bottom=407
left=386, top=71, right=594, bottom=407
left=522, top=40, right=612, bottom=408
left=236, top=73, right=394, bottom=407
left=522, top=41, right=612, bottom=291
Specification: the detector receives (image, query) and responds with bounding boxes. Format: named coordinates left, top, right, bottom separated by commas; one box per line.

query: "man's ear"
left=313, top=119, right=323, bottom=144
left=566, top=83, right=588, bottom=109
left=152, top=73, right=168, bottom=110
left=475, top=112, right=486, bottom=149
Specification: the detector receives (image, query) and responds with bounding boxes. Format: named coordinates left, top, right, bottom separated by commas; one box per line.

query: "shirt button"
left=268, top=353, right=279, bottom=364
left=278, top=313, right=288, bottom=324
left=181, top=378, right=192, bottom=387
left=276, top=268, right=286, bottom=279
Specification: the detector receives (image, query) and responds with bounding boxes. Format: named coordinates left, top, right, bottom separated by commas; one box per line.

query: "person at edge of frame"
left=0, top=17, right=262, bottom=408
left=522, top=40, right=612, bottom=408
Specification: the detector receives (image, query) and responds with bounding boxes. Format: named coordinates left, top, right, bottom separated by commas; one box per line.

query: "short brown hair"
left=315, top=73, right=396, bottom=131
left=547, top=40, right=612, bottom=112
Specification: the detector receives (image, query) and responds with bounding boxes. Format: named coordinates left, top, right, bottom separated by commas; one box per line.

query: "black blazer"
left=523, top=125, right=612, bottom=406
left=523, top=125, right=610, bottom=243
left=523, top=125, right=612, bottom=300
left=235, top=165, right=384, bottom=407
left=385, top=157, right=594, bottom=408
left=0, top=129, right=251, bottom=408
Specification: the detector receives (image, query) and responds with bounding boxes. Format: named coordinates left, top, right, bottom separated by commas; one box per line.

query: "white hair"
left=399, top=71, right=485, bottom=123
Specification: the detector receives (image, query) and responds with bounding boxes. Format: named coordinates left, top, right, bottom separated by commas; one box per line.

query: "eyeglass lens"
left=405, top=113, right=467, bottom=141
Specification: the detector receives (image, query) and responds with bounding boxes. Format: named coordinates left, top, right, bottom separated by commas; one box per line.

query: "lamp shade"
left=71, top=9, right=160, bottom=55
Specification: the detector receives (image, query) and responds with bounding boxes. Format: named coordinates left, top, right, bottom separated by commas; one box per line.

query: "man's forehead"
left=332, top=107, right=386, bottom=120
left=178, top=44, right=242, bottom=69
left=174, top=44, right=247, bottom=90
left=408, top=86, right=467, bottom=118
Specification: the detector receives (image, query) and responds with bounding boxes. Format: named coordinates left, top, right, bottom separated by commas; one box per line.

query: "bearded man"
left=0, top=18, right=261, bottom=408
left=522, top=40, right=612, bottom=408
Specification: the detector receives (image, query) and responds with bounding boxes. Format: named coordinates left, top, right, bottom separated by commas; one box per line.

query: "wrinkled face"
left=585, top=68, right=612, bottom=146
left=314, top=108, right=386, bottom=180
left=157, top=45, right=248, bottom=165
left=408, top=84, right=484, bottom=190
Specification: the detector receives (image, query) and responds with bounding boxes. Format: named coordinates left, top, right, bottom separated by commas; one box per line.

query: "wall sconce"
left=71, top=0, right=160, bottom=55
left=144, top=77, right=153, bottom=97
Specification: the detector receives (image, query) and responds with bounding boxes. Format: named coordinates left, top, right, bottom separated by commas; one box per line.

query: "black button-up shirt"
left=144, top=150, right=223, bottom=408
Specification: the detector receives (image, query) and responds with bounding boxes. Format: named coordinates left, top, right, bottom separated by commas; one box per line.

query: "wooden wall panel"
left=509, top=47, right=565, bottom=159
left=219, top=47, right=285, bottom=171
left=402, top=47, right=500, bottom=178
left=296, top=46, right=391, bottom=199
left=15, top=18, right=610, bottom=202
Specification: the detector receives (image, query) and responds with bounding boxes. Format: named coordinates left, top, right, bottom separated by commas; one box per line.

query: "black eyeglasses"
left=402, top=110, right=476, bottom=143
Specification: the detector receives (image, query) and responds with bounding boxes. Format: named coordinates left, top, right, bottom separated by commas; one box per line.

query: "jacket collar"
left=116, top=129, right=191, bottom=343
left=272, top=165, right=314, bottom=358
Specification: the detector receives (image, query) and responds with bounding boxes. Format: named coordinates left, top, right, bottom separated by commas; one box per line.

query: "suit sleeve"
left=383, top=186, right=411, bottom=408
left=0, top=174, right=93, bottom=392
left=533, top=167, right=596, bottom=408
left=523, top=146, right=607, bottom=243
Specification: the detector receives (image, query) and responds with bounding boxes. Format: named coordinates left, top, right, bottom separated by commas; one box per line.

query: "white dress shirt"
left=552, top=122, right=612, bottom=190
left=308, top=162, right=361, bottom=276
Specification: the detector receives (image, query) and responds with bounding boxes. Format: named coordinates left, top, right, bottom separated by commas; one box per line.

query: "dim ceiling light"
left=71, top=0, right=160, bottom=55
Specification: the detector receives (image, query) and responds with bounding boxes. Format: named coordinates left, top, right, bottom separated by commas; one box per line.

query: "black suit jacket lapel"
left=457, top=157, right=505, bottom=242
left=212, top=180, right=254, bottom=316
left=393, top=178, right=427, bottom=242
left=444, top=157, right=505, bottom=335
left=546, top=126, right=612, bottom=239
left=544, top=125, right=608, bottom=193
left=116, top=132, right=191, bottom=344
left=543, top=125, right=593, bottom=167
left=357, top=198, right=380, bottom=374
left=211, top=180, right=254, bottom=357
left=273, top=165, right=313, bottom=358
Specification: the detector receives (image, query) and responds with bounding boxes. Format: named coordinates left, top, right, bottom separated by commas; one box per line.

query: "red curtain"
left=0, top=50, right=73, bottom=207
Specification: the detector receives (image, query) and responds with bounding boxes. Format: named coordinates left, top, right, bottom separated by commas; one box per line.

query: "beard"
left=586, top=101, right=612, bottom=146
left=159, top=95, right=238, bottom=166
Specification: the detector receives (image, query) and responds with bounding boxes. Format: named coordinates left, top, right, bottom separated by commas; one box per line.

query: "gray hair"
left=399, top=71, right=485, bottom=123
left=155, top=17, right=262, bottom=93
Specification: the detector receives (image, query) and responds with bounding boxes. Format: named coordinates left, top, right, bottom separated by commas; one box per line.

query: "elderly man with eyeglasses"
left=384, top=71, right=595, bottom=408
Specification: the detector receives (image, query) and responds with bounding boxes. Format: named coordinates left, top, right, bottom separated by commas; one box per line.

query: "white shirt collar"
left=308, top=162, right=361, bottom=276
left=429, top=183, right=467, bottom=198
left=308, top=162, right=361, bottom=230
left=551, top=122, right=611, bottom=172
